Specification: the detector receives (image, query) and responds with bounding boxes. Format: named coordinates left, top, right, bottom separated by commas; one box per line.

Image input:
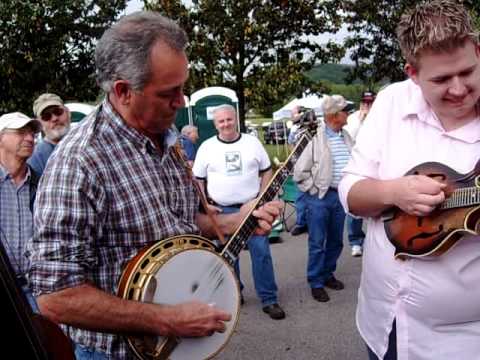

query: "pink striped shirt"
left=339, top=79, right=480, bottom=360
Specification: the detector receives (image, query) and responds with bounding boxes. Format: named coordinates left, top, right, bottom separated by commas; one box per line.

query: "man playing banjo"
left=27, top=11, right=282, bottom=360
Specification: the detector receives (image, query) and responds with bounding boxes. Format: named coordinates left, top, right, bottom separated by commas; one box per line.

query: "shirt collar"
left=325, top=124, right=341, bottom=137
left=399, top=79, right=480, bottom=143
left=102, top=97, right=178, bottom=152
left=0, top=164, right=31, bottom=185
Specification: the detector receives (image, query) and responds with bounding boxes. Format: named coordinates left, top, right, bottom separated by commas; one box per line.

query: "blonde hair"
left=396, top=0, right=479, bottom=67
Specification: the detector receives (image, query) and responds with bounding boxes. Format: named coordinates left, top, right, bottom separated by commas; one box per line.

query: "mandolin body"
left=383, top=161, right=480, bottom=259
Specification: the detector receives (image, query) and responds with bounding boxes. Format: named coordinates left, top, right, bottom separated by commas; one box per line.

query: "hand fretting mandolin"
left=383, top=160, right=480, bottom=260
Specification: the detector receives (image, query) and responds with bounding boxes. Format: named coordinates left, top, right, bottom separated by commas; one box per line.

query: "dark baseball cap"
left=361, top=91, right=376, bottom=103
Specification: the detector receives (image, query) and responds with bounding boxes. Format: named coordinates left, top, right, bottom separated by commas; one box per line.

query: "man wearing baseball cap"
left=343, top=90, right=376, bottom=258
left=28, top=93, right=71, bottom=176
left=0, top=112, right=41, bottom=309
left=293, top=94, right=354, bottom=303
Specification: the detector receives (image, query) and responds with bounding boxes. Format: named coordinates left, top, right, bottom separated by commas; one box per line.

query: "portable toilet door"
left=190, top=86, right=239, bottom=145
left=174, top=96, right=192, bottom=133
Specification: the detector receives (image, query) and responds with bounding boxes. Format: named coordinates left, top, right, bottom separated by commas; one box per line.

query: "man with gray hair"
left=179, top=124, right=199, bottom=165
left=28, top=93, right=71, bottom=176
left=27, top=11, right=282, bottom=359
left=339, top=1, right=480, bottom=359
left=0, top=112, right=41, bottom=309
left=293, top=94, right=354, bottom=304
left=193, top=104, right=286, bottom=320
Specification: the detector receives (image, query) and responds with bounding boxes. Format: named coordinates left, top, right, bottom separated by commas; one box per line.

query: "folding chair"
left=279, top=175, right=298, bottom=232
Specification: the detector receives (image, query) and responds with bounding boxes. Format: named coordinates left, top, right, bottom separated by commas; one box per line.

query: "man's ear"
left=112, top=80, right=132, bottom=105
left=405, top=63, right=419, bottom=84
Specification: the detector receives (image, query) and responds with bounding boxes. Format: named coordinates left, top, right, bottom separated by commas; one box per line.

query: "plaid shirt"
left=28, top=98, right=200, bottom=359
left=0, top=166, right=34, bottom=278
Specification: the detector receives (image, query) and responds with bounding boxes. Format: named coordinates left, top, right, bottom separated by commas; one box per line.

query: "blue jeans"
left=74, top=344, right=108, bottom=360
left=305, top=189, right=345, bottom=288
left=347, top=215, right=365, bottom=247
left=221, top=205, right=278, bottom=306
left=22, top=284, right=40, bottom=313
left=295, top=190, right=307, bottom=227
left=367, top=320, right=397, bottom=360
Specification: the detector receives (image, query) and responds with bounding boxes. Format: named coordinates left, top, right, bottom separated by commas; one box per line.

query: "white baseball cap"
left=0, top=112, right=41, bottom=133
left=322, top=95, right=355, bottom=115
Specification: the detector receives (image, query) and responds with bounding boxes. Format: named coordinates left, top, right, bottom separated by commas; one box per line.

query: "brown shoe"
left=311, top=287, right=330, bottom=302
left=324, top=276, right=344, bottom=290
left=262, top=303, right=286, bottom=320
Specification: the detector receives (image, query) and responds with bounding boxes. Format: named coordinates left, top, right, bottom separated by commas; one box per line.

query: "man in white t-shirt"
left=193, top=104, right=285, bottom=320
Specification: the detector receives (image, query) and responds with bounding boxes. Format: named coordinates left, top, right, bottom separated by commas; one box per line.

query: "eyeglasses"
left=40, top=106, right=64, bottom=122
left=2, top=127, right=39, bottom=136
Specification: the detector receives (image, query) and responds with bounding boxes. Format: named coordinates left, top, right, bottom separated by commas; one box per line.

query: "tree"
left=341, top=0, right=480, bottom=86
left=145, top=0, right=344, bottom=126
left=0, top=0, right=127, bottom=115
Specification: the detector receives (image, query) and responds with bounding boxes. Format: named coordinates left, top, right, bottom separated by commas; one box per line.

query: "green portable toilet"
left=65, top=103, right=96, bottom=123
left=190, top=87, right=239, bottom=145
left=174, top=96, right=192, bottom=132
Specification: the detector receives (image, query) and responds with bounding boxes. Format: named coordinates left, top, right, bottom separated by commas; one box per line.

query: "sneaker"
left=324, top=276, right=344, bottom=290
left=262, top=303, right=286, bottom=320
left=351, top=245, right=363, bottom=257
left=290, top=225, right=307, bottom=236
left=311, top=287, right=330, bottom=302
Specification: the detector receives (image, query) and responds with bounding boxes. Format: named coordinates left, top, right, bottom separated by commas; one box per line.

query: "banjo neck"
left=220, top=120, right=316, bottom=266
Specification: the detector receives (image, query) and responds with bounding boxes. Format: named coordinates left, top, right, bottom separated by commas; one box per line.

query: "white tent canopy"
left=272, top=94, right=324, bottom=121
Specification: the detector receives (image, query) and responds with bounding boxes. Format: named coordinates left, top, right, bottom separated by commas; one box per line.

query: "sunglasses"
left=40, top=106, right=64, bottom=122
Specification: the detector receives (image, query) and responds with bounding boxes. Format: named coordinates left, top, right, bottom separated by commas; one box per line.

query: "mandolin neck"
left=441, top=186, right=480, bottom=210
left=220, top=129, right=313, bottom=266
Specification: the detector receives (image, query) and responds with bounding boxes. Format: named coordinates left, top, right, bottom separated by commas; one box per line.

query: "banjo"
left=118, top=113, right=317, bottom=360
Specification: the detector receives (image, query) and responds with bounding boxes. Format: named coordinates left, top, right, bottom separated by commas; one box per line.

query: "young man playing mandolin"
left=339, top=1, right=480, bottom=359
left=27, top=12, right=282, bottom=360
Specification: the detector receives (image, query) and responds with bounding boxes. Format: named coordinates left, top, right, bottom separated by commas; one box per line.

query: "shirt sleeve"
left=27, top=151, right=105, bottom=295
left=192, top=141, right=208, bottom=179
left=253, top=136, right=271, bottom=171
left=338, top=91, right=387, bottom=214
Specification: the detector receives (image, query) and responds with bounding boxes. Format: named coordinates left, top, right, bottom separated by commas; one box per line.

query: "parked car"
left=263, top=121, right=289, bottom=144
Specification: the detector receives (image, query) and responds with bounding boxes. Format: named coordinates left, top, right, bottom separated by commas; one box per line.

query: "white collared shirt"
left=339, top=79, right=480, bottom=360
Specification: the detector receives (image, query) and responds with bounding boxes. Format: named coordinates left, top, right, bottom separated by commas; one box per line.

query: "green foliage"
left=0, top=0, right=127, bottom=115
left=341, top=0, right=480, bottom=85
left=307, top=63, right=353, bottom=84
left=145, top=0, right=344, bottom=128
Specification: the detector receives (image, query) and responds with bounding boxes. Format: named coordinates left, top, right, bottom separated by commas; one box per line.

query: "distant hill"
left=307, top=63, right=356, bottom=84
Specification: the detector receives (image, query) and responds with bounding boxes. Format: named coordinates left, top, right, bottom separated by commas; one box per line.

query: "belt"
left=16, top=275, right=28, bottom=287
left=211, top=201, right=243, bottom=208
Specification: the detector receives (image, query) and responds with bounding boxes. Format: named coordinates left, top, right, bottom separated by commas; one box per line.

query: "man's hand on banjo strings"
left=240, top=200, right=284, bottom=236
left=167, top=301, right=231, bottom=337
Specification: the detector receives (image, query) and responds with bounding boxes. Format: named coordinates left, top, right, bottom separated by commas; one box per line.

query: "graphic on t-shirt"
left=225, top=151, right=242, bottom=175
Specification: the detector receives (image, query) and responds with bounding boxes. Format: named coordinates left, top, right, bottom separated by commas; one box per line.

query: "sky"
left=125, top=0, right=351, bottom=62
left=126, top=0, right=143, bottom=14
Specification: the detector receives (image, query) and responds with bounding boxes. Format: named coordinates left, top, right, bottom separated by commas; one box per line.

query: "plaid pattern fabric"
left=0, top=167, right=34, bottom=277
left=28, top=98, right=200, bottom=359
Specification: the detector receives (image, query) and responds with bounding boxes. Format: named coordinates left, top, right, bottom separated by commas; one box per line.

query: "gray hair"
left=396, top=0, right=479, bottom=67
left=212, top=104, right=236, bottom=117
left=181, top=124, right=197, bottom=136
left=95, top=11, right=188, bottom=92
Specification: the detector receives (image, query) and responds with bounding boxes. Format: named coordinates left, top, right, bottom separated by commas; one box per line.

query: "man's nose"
left=449, top=76, right=468, bottom=97
left=171, top=90, right=185, bottom=109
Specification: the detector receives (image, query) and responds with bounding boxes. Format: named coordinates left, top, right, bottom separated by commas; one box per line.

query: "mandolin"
left=383, top=160, right=480, bottom=260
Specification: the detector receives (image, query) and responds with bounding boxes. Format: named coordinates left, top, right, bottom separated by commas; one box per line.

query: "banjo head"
left=118, top=235, right=241, bottom=360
